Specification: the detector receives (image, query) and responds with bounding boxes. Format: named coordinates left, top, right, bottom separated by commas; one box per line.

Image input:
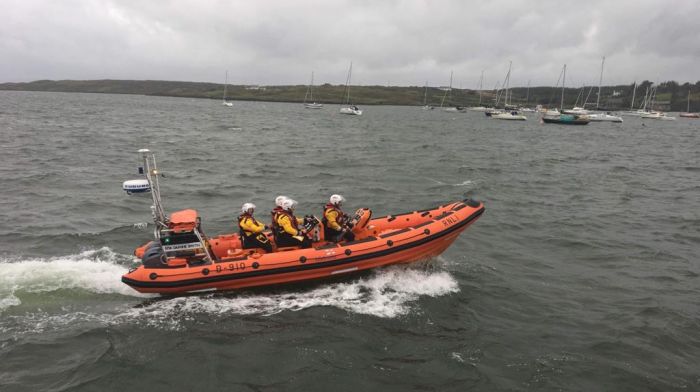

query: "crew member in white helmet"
left=271, top=198, right=311, bottom=248
left=238, top=202, right=272, bottom=252
left=322, top=194, right=355, bottom=243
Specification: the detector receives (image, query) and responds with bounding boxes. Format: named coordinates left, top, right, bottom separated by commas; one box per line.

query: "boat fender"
left=387, top=240, right=394, bottom=246
left=202, top=268, right=210, bottom=275
left=252, top=262, right=260, bottom=269
left=299, top=256, right=307, bottom=264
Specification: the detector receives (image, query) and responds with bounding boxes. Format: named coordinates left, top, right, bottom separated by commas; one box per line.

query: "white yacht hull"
left=340, top=107, right=363, bottom=115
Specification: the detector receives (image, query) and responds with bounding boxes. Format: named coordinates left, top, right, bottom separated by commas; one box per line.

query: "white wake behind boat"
left=304, top=103, right=323, bottom=109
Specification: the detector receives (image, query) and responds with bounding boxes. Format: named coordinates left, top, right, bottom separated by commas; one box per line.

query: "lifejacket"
left=322, top=203, right=347, bottom=231
left=271, top=207, right=299, bottom=236
left=238, top=213, right=261, bottom=237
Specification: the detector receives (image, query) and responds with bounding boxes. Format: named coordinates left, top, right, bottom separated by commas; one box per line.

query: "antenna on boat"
left=139, top=148, right=167, bottom=236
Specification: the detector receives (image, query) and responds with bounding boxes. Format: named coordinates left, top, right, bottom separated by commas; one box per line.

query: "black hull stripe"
left=122, top=207, right=484, bottom=289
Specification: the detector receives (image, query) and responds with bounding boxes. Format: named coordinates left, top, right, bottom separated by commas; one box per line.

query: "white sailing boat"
left=222, top=70, right=233, bottom=107
left=587, top=57, right=623, bottom=123
left=491, top=61, right=527, bottom=121
left=621, top=82, right=652, bottom=116
left=640, top=84, right=675, bottom=120
left=468, top=70, right=488, bottom=111
left=421, top=82, right=434, bottom=110
left=679, top=89, right=699, bottom=118
left=339, top=62, right=362, bottom=115
left=303, top=71, right=323, bottom=109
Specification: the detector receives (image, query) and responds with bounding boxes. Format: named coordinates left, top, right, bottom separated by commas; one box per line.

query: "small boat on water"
left=641, top=111, right=676, bottom=120
left=222, top=70, right=233, bottom=107
left=339, top=62, right=362, bottom=115
left=542, top=111, right=591, bottom=125
left=541, top=65, right=590, bottom=125
left=588, top=112, right=623, bottom=123
left=121, top=150, right=484, bottom=295
left=492, top=111, right=527, bottom=121
left=679, top=90, right=699, bottom=118
left=303, top=71, right=323, bottom=109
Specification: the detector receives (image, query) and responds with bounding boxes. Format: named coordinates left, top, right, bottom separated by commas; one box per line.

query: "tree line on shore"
left=2, top=79, right=699, bottom=111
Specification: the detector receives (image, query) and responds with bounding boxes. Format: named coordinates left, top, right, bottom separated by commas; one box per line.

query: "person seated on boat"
left=272, top=198, right=312, bottom=249
left=238, top=202, right=272, bottom=253
left=322, top=194, right=355, bottom=243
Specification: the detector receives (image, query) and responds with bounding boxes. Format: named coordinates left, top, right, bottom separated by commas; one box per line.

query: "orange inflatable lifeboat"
left=122, top=199, right=484, bottom=294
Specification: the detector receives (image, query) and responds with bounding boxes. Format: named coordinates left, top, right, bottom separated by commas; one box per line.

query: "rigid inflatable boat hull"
left=122, top=200, right=484, bottom=294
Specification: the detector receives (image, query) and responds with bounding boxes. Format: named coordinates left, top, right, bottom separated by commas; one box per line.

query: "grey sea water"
left=0, top=91, right=699, bottom=391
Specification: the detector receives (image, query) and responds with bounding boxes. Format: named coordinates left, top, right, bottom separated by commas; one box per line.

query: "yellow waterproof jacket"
left=324, top=208, right=342, bottom=231
left=238, top=214, right=265, bottom=236
left=276, top=213, right=303, bottom=236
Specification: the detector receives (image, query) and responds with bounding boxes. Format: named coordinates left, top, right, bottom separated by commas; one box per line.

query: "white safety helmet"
left=329, top=194, right=346, bottom=206
left=281, top=198, right=298, bottom=211
left=241, top=202, right=256, bottom=214
left=275, top=195, right=289, bottom=207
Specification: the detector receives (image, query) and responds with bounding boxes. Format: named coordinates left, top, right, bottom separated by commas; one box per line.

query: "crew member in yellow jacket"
left=322, top=194, right=355, bottom=243
left=238, top=203, right=273, bottom=252
left=271, top=198, right=312, bottom=248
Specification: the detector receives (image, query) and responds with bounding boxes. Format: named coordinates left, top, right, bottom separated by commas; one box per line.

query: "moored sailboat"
left=542, top=64, right=590, bottom=125
left=303, top=71, right=323, bottom=109
left=339, top=62, right=362, bottom=115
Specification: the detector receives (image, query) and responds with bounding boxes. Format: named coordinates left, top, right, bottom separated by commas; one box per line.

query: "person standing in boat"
left=323, top=194, right=355, bottom=243
left=272, top=198, right=312, bottom=249
left=238, top=203, right=272, bottom=253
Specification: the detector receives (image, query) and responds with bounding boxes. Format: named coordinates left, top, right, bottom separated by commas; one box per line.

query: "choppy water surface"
left=1, top=91, right=699, bottom=391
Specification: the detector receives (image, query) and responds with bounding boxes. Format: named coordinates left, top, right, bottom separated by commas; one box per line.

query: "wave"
left=1, top=249, right=460, bottom=335
left=0, top=248, right=151, bottom=311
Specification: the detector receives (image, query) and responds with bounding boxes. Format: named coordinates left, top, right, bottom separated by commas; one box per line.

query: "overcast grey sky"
left=3, top=0, right=699, bottom=88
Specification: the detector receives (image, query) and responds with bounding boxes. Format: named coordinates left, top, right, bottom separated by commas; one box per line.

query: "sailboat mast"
left=525, top=80, right=530, bottom=106
left=478, top=70, right=484, bottom=106
left=423, top=81, right=428, bottom=105
left=505, top=61, right=512, bottom=107
left=687, top=89, right=691, bottom=112
left=310, top=71, right=314, bottom=101
left=343, top=62, right=353, bottom=105
left=596, top=56, right=605, bottom=110
left=630, top=81, right=637, bottom=110
left=223, top=70, right=228, bottom=103
left=561, top=64, right=566, bottom=111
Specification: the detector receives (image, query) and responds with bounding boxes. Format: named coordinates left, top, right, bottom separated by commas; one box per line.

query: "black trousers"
left=275, top=232, right=312, bottom=249
left=242, top=233, right=273, bottom=253
left=324, top=227, right=355, bottom=243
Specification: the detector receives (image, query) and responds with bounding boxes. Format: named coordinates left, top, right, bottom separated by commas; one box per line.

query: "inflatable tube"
left=122, top=199, right=484, bottom=294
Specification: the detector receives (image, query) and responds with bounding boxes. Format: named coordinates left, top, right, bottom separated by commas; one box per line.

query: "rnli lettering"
left=441, top=216, right=458, bottom=227
left=215, top=263, right=246, bottom=273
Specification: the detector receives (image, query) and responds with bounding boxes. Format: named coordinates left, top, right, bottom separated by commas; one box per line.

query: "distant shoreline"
left=1, top=79, right=698, bottom=111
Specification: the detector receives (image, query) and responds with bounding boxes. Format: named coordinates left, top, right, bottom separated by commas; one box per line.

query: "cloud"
left=1, top=0, right=699, bottom=86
